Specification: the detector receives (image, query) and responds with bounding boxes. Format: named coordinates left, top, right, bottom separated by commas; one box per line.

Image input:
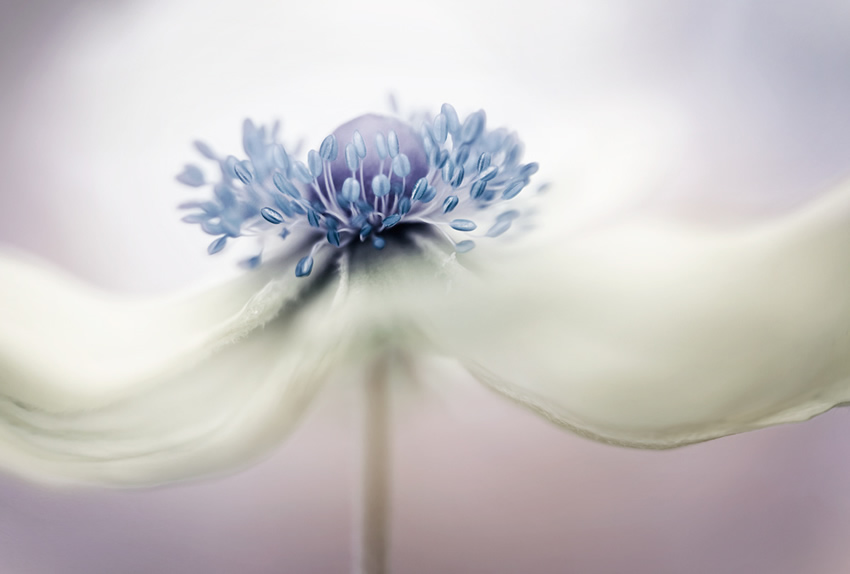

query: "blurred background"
left=2, top=0, right=850, bottom=572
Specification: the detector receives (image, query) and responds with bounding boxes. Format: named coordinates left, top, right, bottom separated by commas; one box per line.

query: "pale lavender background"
left=3, top=1, right=850, bottom=573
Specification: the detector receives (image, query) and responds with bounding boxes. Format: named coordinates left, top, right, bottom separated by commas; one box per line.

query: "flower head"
left=177, top=106, right=540, bottom=275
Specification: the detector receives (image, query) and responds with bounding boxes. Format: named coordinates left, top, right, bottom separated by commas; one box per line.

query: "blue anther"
left=420, top=185, right=437, bottom=203
left=240, top=254, right=263, bottom=269
left=372, top=174, right=391, bottom=197
left=387, top=130, right=400, bottom=158
left=242, top=119, right=265, bottom=158
left=391, top=180, right=404, bottom=195
left=295, top=255, right=314, bottom=277
left=505, top=143, right=523, bottom=166
left=273, top=144, right=290, bottom=171
left=382, top=214, right=401, bottom=229
left=421, top=123, right=437, bottom=148
left=214, top=184, right=236, bottom=207
left=461, top=110, right=486, bottom=143
left=179, top=200, right=219, bottom=215
left=208, top=236, right=227, bottom=254
left=450, top=219, right=477, bottom=232
left=412, top=178, right=428, bottom=200
left=486, top=219, right=512, bottom=237
left=479, top=166, right=498, bottom=182
left=308, top=150, right=323, bottom=178
left=345, top=143, right=359, bottom=171
left=376, top=133, right=388, bottom=159
left=341, top=177, right=361, bottom=203
left=441, top=103, right=461, bottom=135
left=194, top=140, right=216, bottom=159
left=223, top=156, right=239, bottom=179
left=435, top=150, right=449, bottom=169
left=498, top=209, right=521, bottom=221
left=200, top=219, right=223, bottom=235
left=234, top=160, right=254, bottom=184
left=181, top=213, right=207, bottom=224
left=261, top=207, right=284, bottom=224
left=455, top=240, right=476, bottom=253
left=441, top=161, right=453, bottom=183
left=307, top=209, right=321, bottom=227
left=325, top=216, right=339, bottom=230
left=398, top=197, right=411, bottom=215
left=392, top=154, right=411, bottom=178
left=433, top=114, right=448, bottom=143
left=502, top=179, right=526, bottom=199
left=477, top=153, right=491, bottom=172
left=453, top=146, right=470, bottom=166
left=442, top=196, right=459, bottom=213
left=520, top=163, right=539, bottom=177
left=360, top=223, right=373, bottom=240
left=450, top=166, right=465, bottom=188
left=273, top=173, right=302, bottom=199
left=353, top=130, right=367, bottom=158
left=176, top=165, right=205, bottom=187
left=319, top=134, right=338, bottom=161
left=327, top=229, right=341, bottom=247
left=372, top=236, right=386, bottom=250
left=291, top=202, right=306, bottom=215
left=273, top=195, right=295, bottom=217
left=293, top=161, right=314, bottom=183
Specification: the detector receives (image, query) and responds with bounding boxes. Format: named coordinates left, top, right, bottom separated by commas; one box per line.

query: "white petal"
left=0, top=252, right=344, bottom=485
left=419, top=179, right=850, bottom=447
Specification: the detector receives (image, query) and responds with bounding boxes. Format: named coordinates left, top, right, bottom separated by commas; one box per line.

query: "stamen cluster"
left=177, top=104, right=539, bottom=276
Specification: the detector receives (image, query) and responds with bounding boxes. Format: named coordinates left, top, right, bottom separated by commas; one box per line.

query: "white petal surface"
left=0, top=253, right=343, bottom=485
left=420, top=179, right=850, bottom=447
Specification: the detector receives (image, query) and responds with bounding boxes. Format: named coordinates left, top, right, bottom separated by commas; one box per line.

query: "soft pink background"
left=2, top=1, right=850, bottom=573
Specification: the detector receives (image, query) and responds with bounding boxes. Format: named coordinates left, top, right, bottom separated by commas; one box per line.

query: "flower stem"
left=355, top=358, right=391, bottom=574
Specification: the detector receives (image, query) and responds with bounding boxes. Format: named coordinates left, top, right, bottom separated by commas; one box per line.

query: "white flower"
left=1, top=0, right=850, bottom=487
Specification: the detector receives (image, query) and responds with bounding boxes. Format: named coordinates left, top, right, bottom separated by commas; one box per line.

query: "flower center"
left=177, top=104, right=540, bottom=276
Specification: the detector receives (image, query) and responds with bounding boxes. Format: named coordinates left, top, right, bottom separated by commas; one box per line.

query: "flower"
left=1, top=0, right=850, bottom=488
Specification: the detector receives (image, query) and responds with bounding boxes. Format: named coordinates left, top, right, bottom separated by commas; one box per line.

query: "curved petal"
left=0, top=252, right=344, bottom=485
left=418, top=179, right=850, bottom=448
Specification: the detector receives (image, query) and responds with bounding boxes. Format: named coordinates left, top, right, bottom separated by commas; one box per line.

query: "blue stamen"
left=450, top=219, right=477, bottom=232
left=295, top=255, right=314, bottom=277
left=486, top=219, right=512, bottom=237
left=234, top=161, right=254, bottom=184
left=327, top=229, right=341, bottom=247
left=442, top=196, right=459, bottom=213
left=179, top=104, right=541, bottom=275
left=341, top=178, right=361, bottom=203
left=319, top=134, right=338, bottom=161
left=372, top=174, right=391, bottom=197
left=382, top=214, right=402, bottom=229
left=292, top=161, right=314, bottom=183
left=345, top=143, right=359, bottom=172
left=477, top=153, right=491, bottom=172
left=308, top=150, right=323, bottom=178
left=375, top=133, right=388, bottom=159
left=261, top=207, right=284, bottom=224
left=176, top=165, right=205, bottom=187
left=392, top=154, right=411, bottom=178
left=455, top=240, right=475, bottom=253
left=387, top=130, right=400, bottom=158
left=353, top=130, right=367, bottom=158
left=208, top=236, right=227, bottom=254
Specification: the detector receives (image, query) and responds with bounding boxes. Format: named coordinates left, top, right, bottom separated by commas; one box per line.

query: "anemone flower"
left=3, top=0, right=850, bottom=572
